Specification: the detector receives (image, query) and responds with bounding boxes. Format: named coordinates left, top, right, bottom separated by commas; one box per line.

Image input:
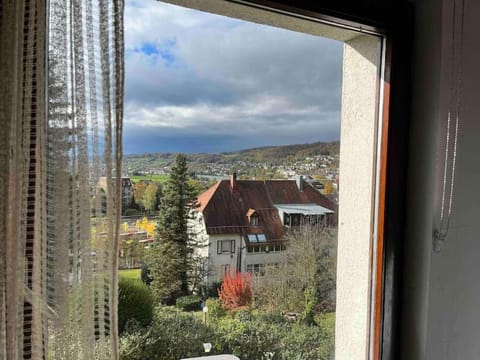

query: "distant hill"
left=123, top=141, right=339, bottom=174
left=220, top=141, right=339, bottom=163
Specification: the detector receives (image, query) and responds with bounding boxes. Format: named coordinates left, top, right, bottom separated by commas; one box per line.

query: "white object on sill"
left=203, top=342, right=212, bottom=353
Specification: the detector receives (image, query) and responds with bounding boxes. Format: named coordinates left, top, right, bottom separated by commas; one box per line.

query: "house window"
left=247, top=244, right=280, bottom=253
left=250, top=215, right=259, bottom=226
left=283, top=213, right=301, bottom=227
left=246, top=234, right=267, bottom=243
left=290, top=214, right=301, bottom=226
left=246, top=263, right=265, bottom=276
left=257, top=234, right=266, bottom=242
left=222, top=264, right=231, bottom=276
left=269, top=244, right=286, bottom=252
left=217, top=239, right=235, bottom=254
left=247, top=234, right=257, bottom=243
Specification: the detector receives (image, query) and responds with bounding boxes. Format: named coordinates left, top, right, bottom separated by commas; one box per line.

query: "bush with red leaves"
left=218, top=271, right=252, bottom=310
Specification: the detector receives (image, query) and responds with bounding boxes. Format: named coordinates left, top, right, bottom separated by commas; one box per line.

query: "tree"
left=135, top=217, right=156, bottom=237
left=143, top=182, right=159, bottom=214
left=323, top=181, right=335, bottom=195
left=251, top=223, right=337, bottom=323
left=150, top=154, right=199, bottom=302
left=150, top=240, right=183, bottom=303
left=133, top=181, right=147, bottom=212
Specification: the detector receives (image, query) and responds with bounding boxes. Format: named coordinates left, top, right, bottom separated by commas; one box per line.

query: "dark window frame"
left=217, top=239, right=236, bottom=254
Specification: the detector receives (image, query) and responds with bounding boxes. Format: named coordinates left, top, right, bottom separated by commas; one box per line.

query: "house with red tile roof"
left=190, top=173, right=336, bottom=283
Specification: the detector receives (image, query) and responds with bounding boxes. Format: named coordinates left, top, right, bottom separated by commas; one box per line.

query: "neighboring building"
left=97, top=176, right=134, bottom=211
left=190, top=173, right=336, bottom=283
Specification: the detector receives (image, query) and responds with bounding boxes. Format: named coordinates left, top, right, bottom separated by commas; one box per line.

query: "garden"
left=118, top=271, right=335, bottom=360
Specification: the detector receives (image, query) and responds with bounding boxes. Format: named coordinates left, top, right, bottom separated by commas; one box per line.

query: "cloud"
left=124, top=0, right=343, bottom=153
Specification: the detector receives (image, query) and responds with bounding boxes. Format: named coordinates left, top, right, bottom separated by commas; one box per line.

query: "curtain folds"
left=0, top=0, right=124, bottom=358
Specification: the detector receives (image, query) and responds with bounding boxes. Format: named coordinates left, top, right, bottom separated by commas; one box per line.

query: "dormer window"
left=247, top=208, right=259, bottom=226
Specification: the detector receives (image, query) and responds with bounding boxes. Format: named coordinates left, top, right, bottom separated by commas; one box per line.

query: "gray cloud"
left=124, top=0, right=343, bottom=153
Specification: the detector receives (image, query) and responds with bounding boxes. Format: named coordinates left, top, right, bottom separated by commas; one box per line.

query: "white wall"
left=403, top=0, right=480, bottom=358
left=206, top=234, right=242, bottom=282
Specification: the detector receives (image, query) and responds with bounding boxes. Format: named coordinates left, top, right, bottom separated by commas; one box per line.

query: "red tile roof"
left=196, top=179, right=335, bottom=242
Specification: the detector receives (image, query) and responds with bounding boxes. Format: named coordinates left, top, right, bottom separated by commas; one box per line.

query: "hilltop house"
left=190, top=173, right=336, bottom=282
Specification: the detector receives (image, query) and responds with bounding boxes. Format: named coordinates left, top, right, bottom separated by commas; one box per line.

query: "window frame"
left=246, top=263, right=266, bottom=276
left=221, top=264, right=231, bottom=276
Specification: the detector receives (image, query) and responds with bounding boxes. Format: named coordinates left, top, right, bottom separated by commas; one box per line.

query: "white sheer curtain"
left=0, top=0, right=124, bottom=358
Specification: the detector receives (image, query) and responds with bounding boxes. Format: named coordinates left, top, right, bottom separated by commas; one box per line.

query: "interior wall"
left=403, top=0, right=480, bottom=358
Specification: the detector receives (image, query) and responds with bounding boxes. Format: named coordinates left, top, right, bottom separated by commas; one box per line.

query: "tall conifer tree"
left=150, top=154, right=198, bottom=302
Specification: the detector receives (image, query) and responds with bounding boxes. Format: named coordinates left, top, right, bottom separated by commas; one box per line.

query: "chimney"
left=230, top=172, right=237, bottom=191
left=296, top=175, right=304, bottom=191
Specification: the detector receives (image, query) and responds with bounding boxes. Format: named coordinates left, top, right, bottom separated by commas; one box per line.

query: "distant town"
left=122, top=140, right=340, bottom=194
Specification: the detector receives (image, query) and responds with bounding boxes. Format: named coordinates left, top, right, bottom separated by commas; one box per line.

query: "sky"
left=124, top=0, right=343, bottom=154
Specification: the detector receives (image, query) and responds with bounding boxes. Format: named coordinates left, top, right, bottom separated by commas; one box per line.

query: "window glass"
left=121, top=1, right=383, bottom=359
left=217, top=239, right=235, bottom=254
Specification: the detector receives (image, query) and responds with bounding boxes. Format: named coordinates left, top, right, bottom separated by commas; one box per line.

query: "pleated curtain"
left=0, top=0, right=124, bottom=358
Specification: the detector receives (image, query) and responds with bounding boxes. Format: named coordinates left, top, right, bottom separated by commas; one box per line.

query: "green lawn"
left=119, top=268, right=141, bottom=280
left=130, top=174, right=169, bottom=183
left=315, top=312, right=335, bottom=336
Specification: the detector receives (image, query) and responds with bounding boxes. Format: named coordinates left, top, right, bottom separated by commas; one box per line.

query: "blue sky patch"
left=135, top=39, right=178, bottom=66
left=140, top=43, right=159, bottom=56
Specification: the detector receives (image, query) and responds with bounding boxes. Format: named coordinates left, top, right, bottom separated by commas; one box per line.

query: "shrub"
left=118, top=277, right=155, bottom=334
left=213, top=315, right=282, bottom=359
left=214, top=316, right=333, bottom=360
left=218, top=271, right=252, bottom=311
left=279, top=323, right=334, bottom=360
left=140, top=262, right=152, bottom=286
left=256, top=310, right=286, bottom=325
left=175, top=295, right=202, bottom=312
left=120, top=306, right=216, bottom=360
left=205, top=298, right=226, bottom=321
left=119, top=304, right=335, bottom=360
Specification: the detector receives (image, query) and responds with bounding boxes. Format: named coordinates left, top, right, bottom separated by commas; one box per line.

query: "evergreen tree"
left=150, top=154, right=198, bottom=302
